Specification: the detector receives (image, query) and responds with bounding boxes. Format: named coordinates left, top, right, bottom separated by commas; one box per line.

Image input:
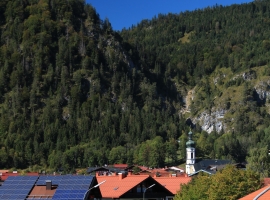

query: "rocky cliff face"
left=254, top=80, right=270, bottom=104
left=190, top=109, right=226, bottom=133
left=186, top=70, right=270, bottom=134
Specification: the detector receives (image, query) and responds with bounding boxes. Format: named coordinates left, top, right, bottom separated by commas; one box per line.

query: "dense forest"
left=0, top=0, right=270, bottom=175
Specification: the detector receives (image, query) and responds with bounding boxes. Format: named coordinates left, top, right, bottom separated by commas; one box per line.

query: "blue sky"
left=86, top=0, right=254, bottom=31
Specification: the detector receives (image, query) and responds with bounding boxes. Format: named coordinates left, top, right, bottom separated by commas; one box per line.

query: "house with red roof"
left=239, top=185, right=270, bottom=200
left=0, top=169, right=191, bottom=199
left=127, top=165, right=186, bottom=178
left=96, top=172, right=178, bottom=199
left=87, top=165, right=187, bottom=178
left=237, top=178, right=270, bottom=200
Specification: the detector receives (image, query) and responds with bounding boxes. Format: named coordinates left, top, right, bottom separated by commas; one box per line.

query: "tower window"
left=191, top=153, right=193, bottom=159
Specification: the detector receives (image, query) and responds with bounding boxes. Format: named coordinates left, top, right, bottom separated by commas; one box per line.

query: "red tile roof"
left=138, top=168, right=187, bottom=177
left=0, top=173, right=19, bottom=181
left=113, top=164, right=128, bottom=168
left=264, top=178, right=270, bottom=186
left=239, top=185, right=270, bottom=200
left=97, top=174, right=150, bottom=198
left=153, top=176, right=191, bottom=194
left=0, top=170, right=9, bottom=174
left=0, top=172, right=39, bottom=181
left=28, top=185, right=57, bottom=198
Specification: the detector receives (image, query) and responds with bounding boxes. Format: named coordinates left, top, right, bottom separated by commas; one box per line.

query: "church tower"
left=186, top=130, right=195, bottom=175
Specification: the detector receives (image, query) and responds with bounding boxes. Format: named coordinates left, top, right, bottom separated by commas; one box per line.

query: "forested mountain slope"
left=0, top=0, right=184, bottom=172
left=0, top=0, right=270, bottom=175
left=121, top=0, right=270, bottom=175
left=121, top=0, right=270, bottom=130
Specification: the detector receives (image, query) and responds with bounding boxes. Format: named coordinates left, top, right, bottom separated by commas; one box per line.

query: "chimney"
left=118, top=173, right=125, bottom=180
left=128, top=171, right=132, bottom=176
left=96, top=171, right=99, bottom=177
left=46, top=180, right=52, bottom=190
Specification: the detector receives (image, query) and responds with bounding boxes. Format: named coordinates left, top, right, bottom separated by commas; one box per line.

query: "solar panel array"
left=27, top=197, right=52, bottom=200
left=37, top=175, right=93, bottom=200
left=0, top=176, right=38, bottom=200
left=0, top=175, right=94, bottom=200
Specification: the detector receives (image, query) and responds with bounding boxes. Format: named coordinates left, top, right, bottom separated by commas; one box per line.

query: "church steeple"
left=186, top=130, right=196, bottom=175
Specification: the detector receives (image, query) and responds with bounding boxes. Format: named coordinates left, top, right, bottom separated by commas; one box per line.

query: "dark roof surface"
left=188, top=169, right=217, bottom=176
left=87, top=166, right=125, bottom=174
left=194, top=159, right=232, bottom=171
left=87, top=167, right=109, bottom=173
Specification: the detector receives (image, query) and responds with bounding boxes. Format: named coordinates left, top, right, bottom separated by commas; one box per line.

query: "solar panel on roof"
left=0, top=175, right=93, bottom=200
left=0, top=176, right=38, bottom=200
left=44, top=175, right=94, bottom=200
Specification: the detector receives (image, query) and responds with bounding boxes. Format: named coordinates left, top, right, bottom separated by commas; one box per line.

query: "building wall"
left=186, top=147, right=195, bottom=174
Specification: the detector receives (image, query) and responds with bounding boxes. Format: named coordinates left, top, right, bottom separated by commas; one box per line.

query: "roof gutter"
left=253, top=186, right=270, bottom=200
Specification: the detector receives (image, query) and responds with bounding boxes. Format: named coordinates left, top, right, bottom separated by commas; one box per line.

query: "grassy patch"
left=179, top=31, right=194, bottom=43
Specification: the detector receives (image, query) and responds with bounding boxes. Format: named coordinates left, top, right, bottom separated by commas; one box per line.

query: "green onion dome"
left=186, top=131, right=195, bottom=148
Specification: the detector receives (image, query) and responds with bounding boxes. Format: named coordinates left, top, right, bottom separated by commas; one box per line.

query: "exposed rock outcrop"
left=190, top=108, right=226, bottom=133
left=184, top=69, right=270, bottom=134
left=254, top=80, right=270, bottom=103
